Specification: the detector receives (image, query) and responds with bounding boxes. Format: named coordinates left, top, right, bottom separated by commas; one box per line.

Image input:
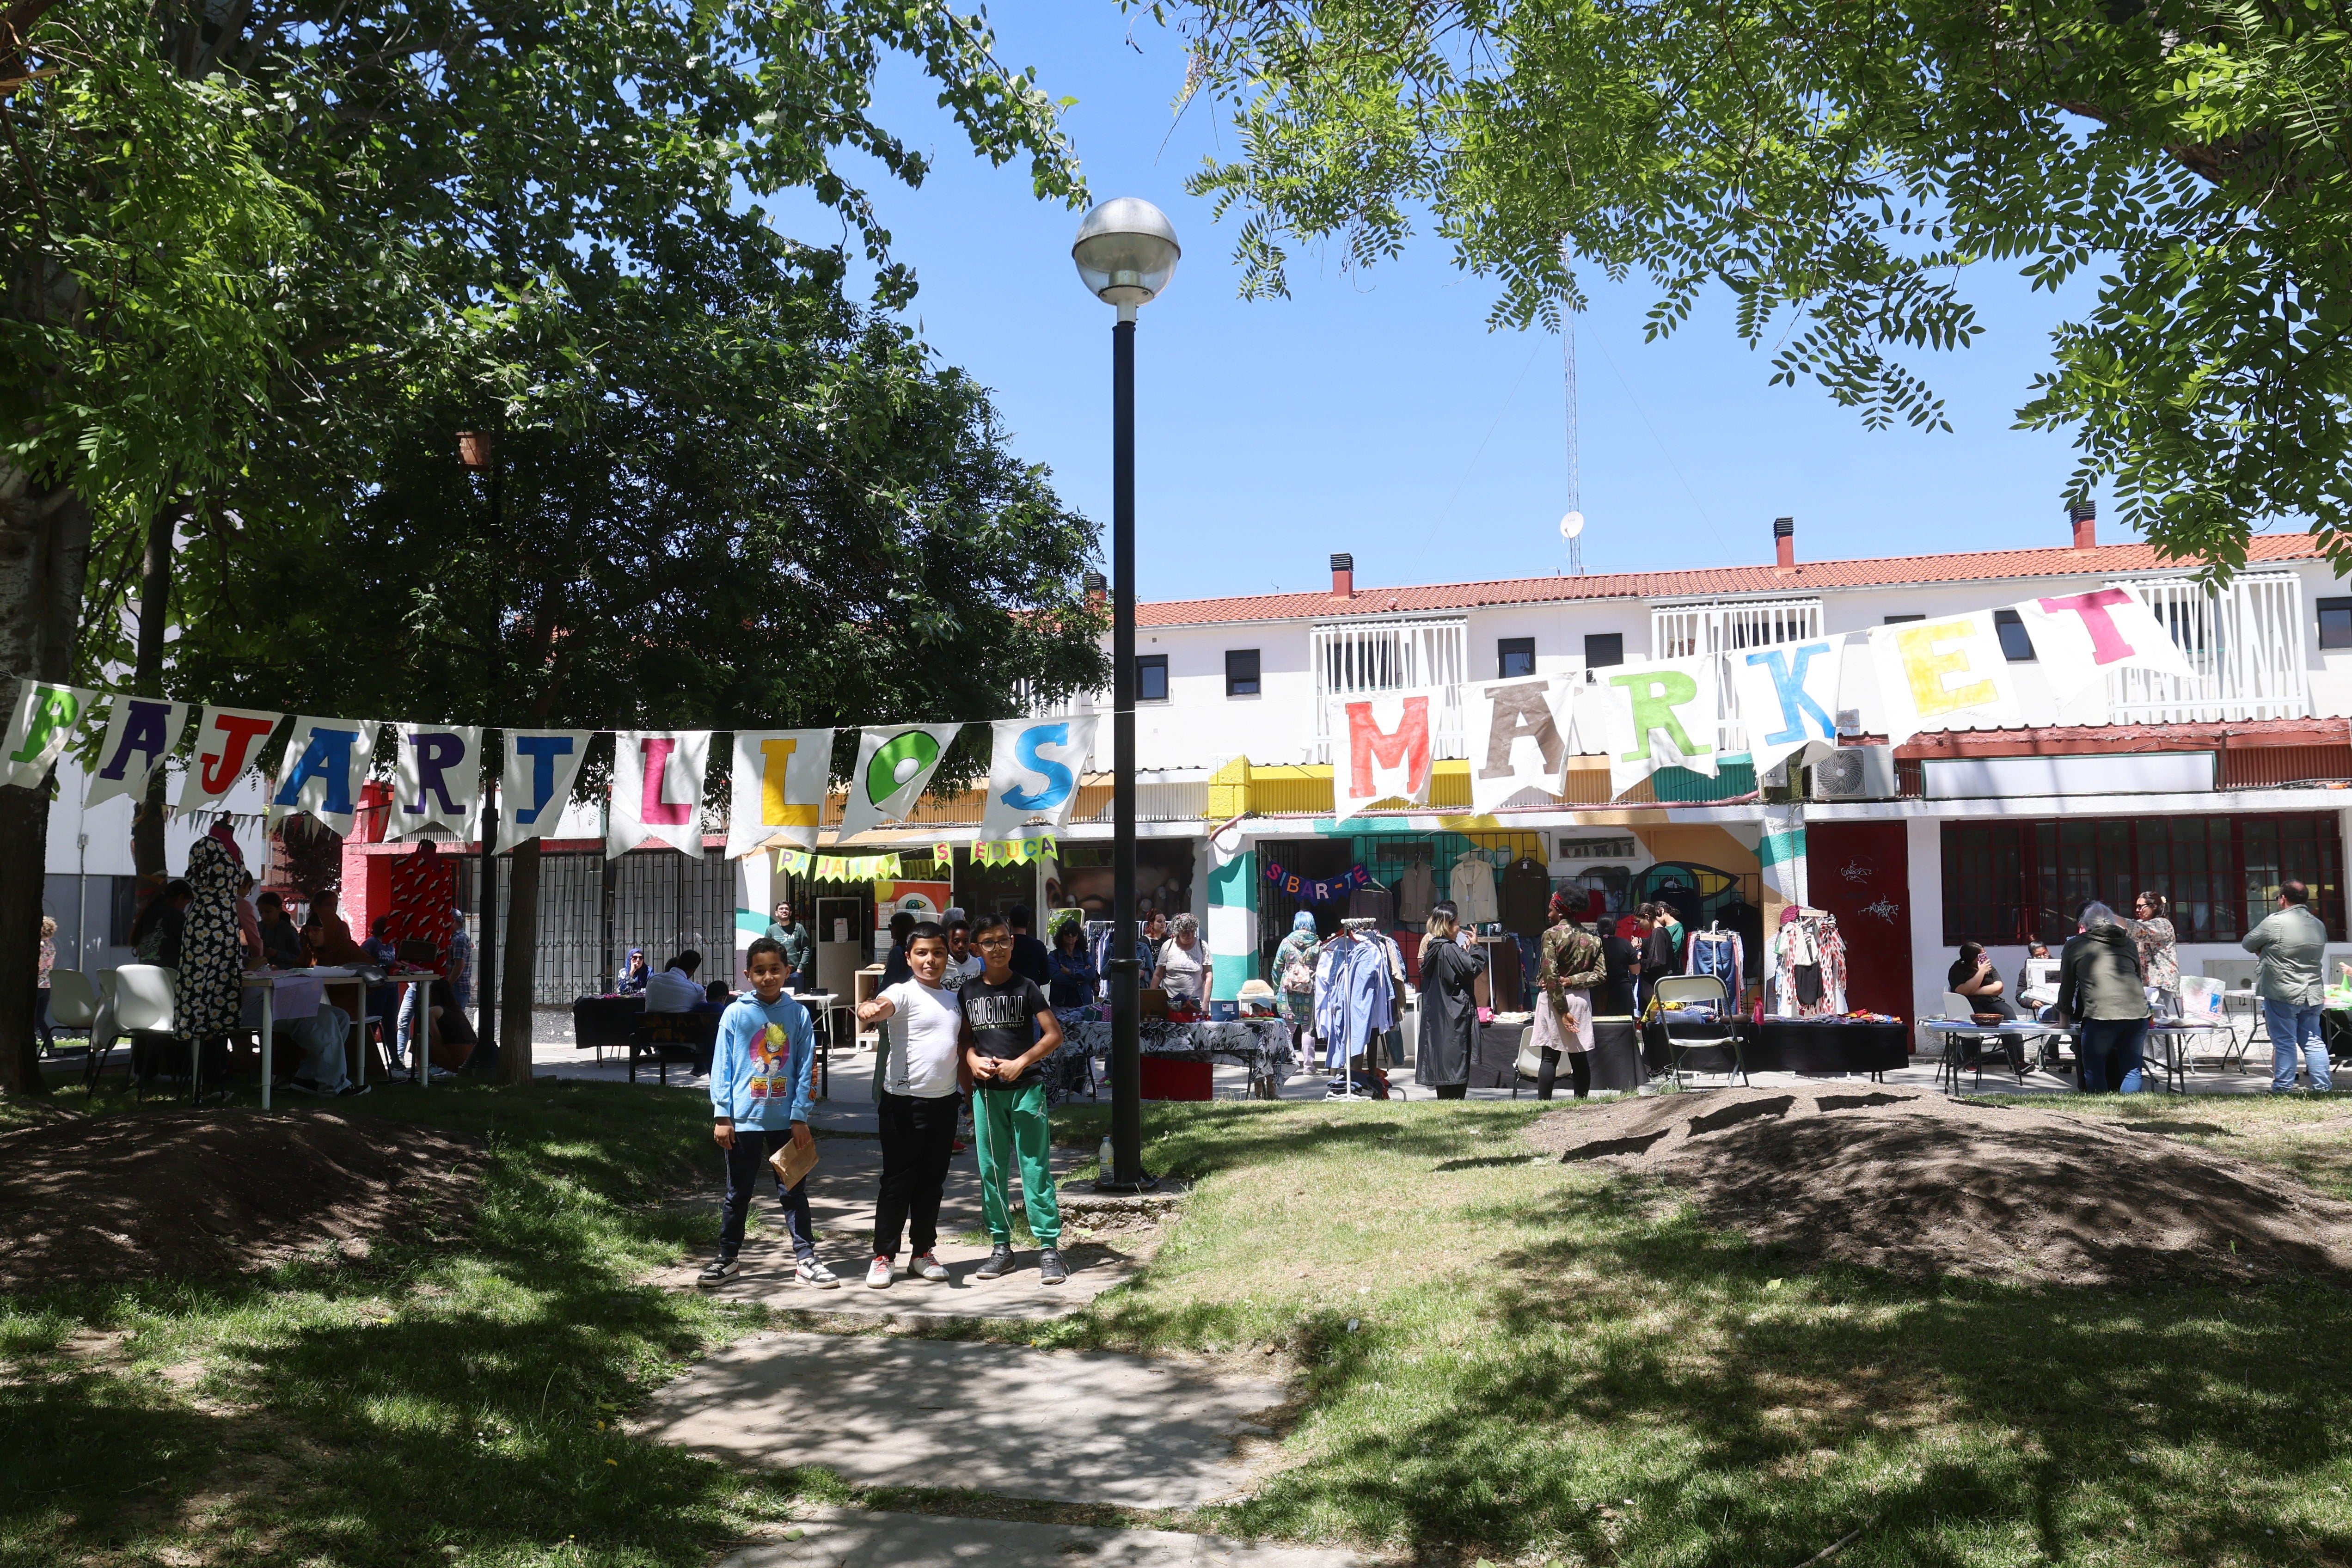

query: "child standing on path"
left=701, top=938, right=837, bottom=1290
left=960, top=915, right=1069, bottom=1285
left=853, top=921, right=968, bottom=1289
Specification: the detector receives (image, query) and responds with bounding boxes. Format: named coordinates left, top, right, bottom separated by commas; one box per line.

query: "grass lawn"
left=0, top=1080, right=832, bottom=1568
left=8, top=1083, right=2352, bottom=1567
left=1033, top=1091, right=2352, bottom=1567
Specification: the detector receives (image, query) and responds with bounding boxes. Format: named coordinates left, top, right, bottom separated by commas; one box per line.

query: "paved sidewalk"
left=656, top=1137, right=1147, bottom=1320
left=633, top=1332, right=1289, bottom=1508
left=723, top=1508, right=1362, bottom=1567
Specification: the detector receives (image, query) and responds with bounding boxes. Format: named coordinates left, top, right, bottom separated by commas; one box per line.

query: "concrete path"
left=723, top=1508, right=1363, bottom=1567
left=652, top=1136, right=1150, bottom=1320
left=632, top=1331, right=1288, bottom=1508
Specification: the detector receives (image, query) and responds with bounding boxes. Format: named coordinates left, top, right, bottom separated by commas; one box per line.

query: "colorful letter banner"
left=973, top=833, right=1056, bottom=867
left=497, top=729, right=592, bottom=853
left=83, top=696, right=190, bottom=808
left=1727, top=636, right=1845, bottom=780
left=179, top=706, right=283, bottom=810
left=1599, top=657, right=1720, bottom=800
left=726, top=728, right=834, bottom=858
left=838, top=723, right=961, bottom=839
left=2009, top=587, right=2197, bottom=701
left=270, top=716, right=386, bottom=833
left=1263, top=859, right=1372, bottom=904
left=777, top=849, right=905, bottom=882
left=386, top=723, right=482, bottom=840
left=980, top=716, right=1097, bottom=840
left=1867, top=612, right=2021, bottom=748
left=1332, top=688, right=1440, bottom=823
left=1467, top=676, right=1572, bottom=815
left=1, top=679, right=96, bottom=790
left=610, top=730, right=711, bottom=858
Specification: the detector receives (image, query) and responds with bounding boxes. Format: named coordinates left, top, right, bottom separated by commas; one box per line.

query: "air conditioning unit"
left=1806, top=744, right=1898, bottom=801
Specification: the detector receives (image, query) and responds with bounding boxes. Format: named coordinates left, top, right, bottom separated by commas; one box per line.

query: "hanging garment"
left=1396, top=860, right=1436, bottom=924
left=1415, top=933, right=1486, bottom=1088
left=1771, top=913, right=1848, bottom=1017
left=1448, top=852, right=1500, bottom=927
left=1686, top=928, right=1745, bottom=994
left=1270, top=928, right=1321, bottom=1029
left=1312, top=934, right=1394, bottom=1068
left=1500, top=857, right=1552, bottom=943
left=1347, top=883, right=1396, bottom=926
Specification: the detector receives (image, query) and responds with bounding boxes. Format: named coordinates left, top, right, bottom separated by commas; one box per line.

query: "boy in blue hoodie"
left=700, top=937, right=835, bottom=1289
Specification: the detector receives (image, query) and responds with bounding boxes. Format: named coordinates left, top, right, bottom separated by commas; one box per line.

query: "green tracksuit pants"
left=972, top=1080, right=1060, bottom=1247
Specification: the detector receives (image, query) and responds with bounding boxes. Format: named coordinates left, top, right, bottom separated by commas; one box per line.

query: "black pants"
left=719, top=1127, right=816, bottom=1262
left=874, top=1089, right=960, bottom=1259
left=1431, top=1083, right=1468, bottom=1100
left=1537, top=1047, right=1591, bottom=1100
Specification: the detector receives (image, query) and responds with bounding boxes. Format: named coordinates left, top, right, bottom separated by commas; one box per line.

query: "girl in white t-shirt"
left=854, top=924, right=969, bottom=1289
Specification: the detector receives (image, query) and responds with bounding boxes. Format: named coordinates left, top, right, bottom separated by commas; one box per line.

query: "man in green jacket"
left=2243, top=880, right=2332, bottom=1093
left=765, top=900, right=815, bottom=990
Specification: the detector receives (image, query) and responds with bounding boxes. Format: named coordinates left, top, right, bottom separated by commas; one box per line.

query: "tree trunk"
left=0, top=478, right=96, bottom=1097
left=498, top=836, right=541, bottom=1086
left=130, top=497, right=180, bottom=878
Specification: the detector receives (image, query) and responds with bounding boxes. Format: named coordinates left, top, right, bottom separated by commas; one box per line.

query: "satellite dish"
left=1559, top=510, right=1586, bottom=540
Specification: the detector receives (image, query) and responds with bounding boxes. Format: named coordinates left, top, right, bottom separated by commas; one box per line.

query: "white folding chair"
left=1653, top=975, right=1745, bottom=1088
left=1510, top=1027, right=1547, bottom=1098
left=112, top=965, right=180, bottom=1099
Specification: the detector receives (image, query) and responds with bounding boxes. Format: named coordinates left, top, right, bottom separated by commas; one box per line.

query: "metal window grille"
left=1309, top=617, right=1469, bottom=763
left=458, top=848, right=741, bottom=1004
left=1647, top=598, right=1824, bottom=754
left=2105, top=575, right=2308, bottom=723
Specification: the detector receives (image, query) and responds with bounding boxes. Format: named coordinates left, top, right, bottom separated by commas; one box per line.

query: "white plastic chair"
left=111, top=965, right=179, bottom=1098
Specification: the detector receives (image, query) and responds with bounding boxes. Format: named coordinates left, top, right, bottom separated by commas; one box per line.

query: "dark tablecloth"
left=1641, top=1015, right=1908, bottom=1075
left=1043, top=1012, right=1295, bottom=1103
left=573, top=995, right=644, bottom=1049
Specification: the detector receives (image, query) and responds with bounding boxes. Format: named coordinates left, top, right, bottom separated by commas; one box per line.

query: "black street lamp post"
left=1071, top=199, right=1179, bottom=1191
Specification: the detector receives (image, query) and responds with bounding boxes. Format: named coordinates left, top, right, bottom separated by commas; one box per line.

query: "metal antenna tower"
left=1561, top=316, right=1586, bottom=574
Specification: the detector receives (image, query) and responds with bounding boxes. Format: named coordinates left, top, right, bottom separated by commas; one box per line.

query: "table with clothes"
left=1043, top=1012, right=1296, bottom=1102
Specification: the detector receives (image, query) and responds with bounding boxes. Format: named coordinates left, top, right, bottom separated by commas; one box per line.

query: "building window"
left=1584, top=633, right=1623, bottom=669
left=1225, top=648, right=1261, bottom=697
left=1992, top=608, right=2037, bottom=662
left=1496, top=637, right=1536, bottom=679
left=1135, top=655, right=1169, bottom=703
left=1941, top=812, right=2344, bottom=945
left=1883, top=613, right=1925, bottom=625
left=2322, top=597, right=2352, bottom=651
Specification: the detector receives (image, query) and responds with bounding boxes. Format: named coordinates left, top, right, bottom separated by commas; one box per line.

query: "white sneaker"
left=795, top=1257, right=840, bottom=1290
left=864, top=1256, right=894, bottom=1290
left=911, top=1251, right=949, bottom=1282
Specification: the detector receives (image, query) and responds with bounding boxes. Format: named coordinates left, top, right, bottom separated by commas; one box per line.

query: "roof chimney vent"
left=2069, top=501, right=2096, bottom=550
left=1330, top=552, right=1354, bottom=599
left=1773, top=516, right=1795, bottom=569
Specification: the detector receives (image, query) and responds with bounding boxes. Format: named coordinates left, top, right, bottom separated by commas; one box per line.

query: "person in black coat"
left=1598, top=924, right=1640, bottom=1017
left=1415, top=901, right=1486, bottom=1100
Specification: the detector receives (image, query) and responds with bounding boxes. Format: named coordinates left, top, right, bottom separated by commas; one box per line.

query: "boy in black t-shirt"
left=960, top=914, right=1068, bottom=1284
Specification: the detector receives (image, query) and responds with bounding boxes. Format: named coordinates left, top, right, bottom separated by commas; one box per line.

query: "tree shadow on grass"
left=1202, top=1172, right=2352, bottom=1566
left=0, top=1084, right=825, bottom=1567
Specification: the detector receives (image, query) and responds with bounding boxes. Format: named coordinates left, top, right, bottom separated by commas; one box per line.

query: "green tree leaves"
left=1174, top=0, right=2352, bottom=572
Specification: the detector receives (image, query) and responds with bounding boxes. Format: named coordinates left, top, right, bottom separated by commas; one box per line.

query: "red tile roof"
left=1139, top=532, right=2333, bottom=627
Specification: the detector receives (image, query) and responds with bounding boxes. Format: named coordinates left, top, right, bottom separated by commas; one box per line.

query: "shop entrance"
left=1807, top=820, right=1915, bottom=1033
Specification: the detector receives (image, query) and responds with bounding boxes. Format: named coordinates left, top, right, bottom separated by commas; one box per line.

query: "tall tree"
left=0, top=6, right=302, bottom=1095
left=2, top=0, right=1090, bottom=1089
left=1174, top=0, right=2352, bottom=570
left=169, top=215, right=1107, bottom=1084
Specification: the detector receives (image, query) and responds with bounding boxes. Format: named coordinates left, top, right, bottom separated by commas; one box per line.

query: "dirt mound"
left=1529, top=1086, right=2352, bottom=1285
left=0, top=1110, right=480, bottom=1291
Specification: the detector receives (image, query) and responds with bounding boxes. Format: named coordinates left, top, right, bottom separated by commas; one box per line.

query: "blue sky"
left=761, top=2, right=2117, bottom=602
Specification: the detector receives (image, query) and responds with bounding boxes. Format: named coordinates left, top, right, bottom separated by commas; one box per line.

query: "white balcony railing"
left=1310, top=616, right=1469, bottom=764
left=2106, top=574, right=2308, bottom=723
left=1649, top=597, right=1825, bottom=755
